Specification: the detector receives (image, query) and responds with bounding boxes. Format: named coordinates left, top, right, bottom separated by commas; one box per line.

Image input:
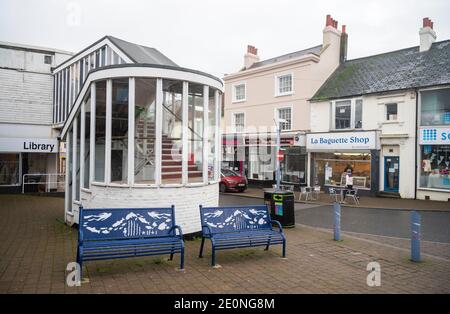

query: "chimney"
left=419, top=17, right=436, bottom=52
left=244, top=45, right=260, bottom=69
left=340, top=25, right=348, bottom=63
left=323, top=14, right=341, bottom=47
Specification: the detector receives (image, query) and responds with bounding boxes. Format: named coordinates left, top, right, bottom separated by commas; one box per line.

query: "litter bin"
left=264, top=189, right=295, bottom=228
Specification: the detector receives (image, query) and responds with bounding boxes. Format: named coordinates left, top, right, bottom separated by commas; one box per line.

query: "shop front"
left=307, top=131, right=380, bottom=195
left=0, top=137, right=59, bottom=193
left=222, top=133, right=307, bottom=187
left=417, top=126, right=450, bottom=200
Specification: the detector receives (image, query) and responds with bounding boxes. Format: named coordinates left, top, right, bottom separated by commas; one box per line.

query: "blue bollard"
left=333, top=202, right=341, bottom=241
left=411, top=210, right=421, bottom=262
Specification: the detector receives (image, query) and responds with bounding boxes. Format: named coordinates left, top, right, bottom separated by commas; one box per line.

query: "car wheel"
left=219, top=183, right=227, bottom=193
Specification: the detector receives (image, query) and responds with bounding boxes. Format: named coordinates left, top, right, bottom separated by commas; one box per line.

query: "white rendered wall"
left=75, top=183, right=219, bottom=234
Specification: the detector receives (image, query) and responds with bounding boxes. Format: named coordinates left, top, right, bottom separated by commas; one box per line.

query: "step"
left=377, top=191, right=401, bottom=199
left=161, top=171, right=203, bottom=179
left=161, top=165, right=199, bottom=172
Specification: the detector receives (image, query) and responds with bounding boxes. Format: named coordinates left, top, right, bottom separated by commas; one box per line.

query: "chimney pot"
left=342, top=25, right=346, bottom=33
left=326, top=14, right=331, bottom=27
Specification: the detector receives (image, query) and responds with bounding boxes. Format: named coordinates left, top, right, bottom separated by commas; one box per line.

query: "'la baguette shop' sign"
left=0, top=138, right=59, bottom=153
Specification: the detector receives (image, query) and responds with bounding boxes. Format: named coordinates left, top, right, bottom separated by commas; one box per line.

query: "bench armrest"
left=169, top=225, right=184, bottom=238
left=271, top=220, right=284, bottom=233
left=201, top=225, right=213, bottom=237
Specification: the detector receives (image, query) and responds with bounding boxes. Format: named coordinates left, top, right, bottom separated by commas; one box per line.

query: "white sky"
left=1, top=0, right=449, bottom=78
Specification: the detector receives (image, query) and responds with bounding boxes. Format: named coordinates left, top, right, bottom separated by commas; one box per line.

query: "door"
left=384, top=157, right=399, bottom=192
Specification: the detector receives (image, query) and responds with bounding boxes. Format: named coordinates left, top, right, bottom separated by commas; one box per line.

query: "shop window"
left=162, top=80, right=183, bottom=184
left=420, top=88, right=450, bottom=126
left=277, top=107, right=292, bottom=131
left=420, top=145, right=450, bottom=190
left=276, top=74, right=293, bottom=96
left=134, top=78, right=156, bottom=184
left=111, top=78, right=129, bottom=183
left=0, top=153, right=20, bottom=186
left=281, top=147, right=306, bottom=184
left=233, top=83, right=246, bottom=102
left=94, top=81, right=106, bottom=182
left=386, top=103, right=398, bottom=121
left=313, top=153, right=371, bottom=189
left=249, top=145, right=273, bottom=181
left=188, top=83, right=204, bottom=183
left=208, top=87, right=217, bottom=181
left=233, top=112, right=245, bottom=132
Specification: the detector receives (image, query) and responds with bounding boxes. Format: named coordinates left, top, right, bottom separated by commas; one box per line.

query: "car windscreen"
left=221, top=169, right=238, bottom=177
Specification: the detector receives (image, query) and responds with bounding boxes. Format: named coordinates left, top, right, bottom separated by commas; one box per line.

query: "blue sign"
left=419, top=127, right=450, bottom=145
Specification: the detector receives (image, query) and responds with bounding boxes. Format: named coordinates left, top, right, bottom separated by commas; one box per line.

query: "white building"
left=309, top=18, right=450, bottom=201
left=55, top=36, right=223, bottom=233
left=0, top=41, right=72, bottom=193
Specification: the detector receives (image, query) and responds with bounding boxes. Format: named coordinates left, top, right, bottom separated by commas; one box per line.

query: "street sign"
left=277, top=150, right=284, bottom=161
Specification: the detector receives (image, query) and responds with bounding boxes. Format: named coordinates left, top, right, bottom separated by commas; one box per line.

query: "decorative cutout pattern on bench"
left=81, top=208, right=173, bottom=240
left=201, top=205, right=270, bottom=234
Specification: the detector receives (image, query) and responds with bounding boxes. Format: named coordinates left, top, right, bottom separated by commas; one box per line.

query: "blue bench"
left=198, top=205, right=286, bottom=266
left=77, top=205, right=184, bottom=276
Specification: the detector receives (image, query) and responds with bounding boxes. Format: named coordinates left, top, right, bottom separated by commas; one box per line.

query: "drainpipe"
left=414, top=89, right=418, bottom=200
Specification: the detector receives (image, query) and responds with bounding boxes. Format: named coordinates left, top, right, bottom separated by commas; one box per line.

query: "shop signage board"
left=0, top=138, right=59, bottom=153
left=418, top=127, right=450, bottom=145
left=306, top=131, right=378, bottom=151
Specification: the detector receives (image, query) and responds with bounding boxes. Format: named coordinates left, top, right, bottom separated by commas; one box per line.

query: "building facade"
left=0, top=41, right=72, bottom=193
left=309, top=18, right=450, bottom=201
left=222, top=15, right=347, bottom=187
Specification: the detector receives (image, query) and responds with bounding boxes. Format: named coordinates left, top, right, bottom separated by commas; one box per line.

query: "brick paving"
left=0, top=194, right=449, bottom=294
left=240, top=187, right=450, bottom=211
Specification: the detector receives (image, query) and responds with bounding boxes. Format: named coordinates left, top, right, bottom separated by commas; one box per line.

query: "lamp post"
left=273, top=118, right=287, bottom=191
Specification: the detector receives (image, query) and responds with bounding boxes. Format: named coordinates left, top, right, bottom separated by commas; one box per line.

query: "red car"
left=220, top=169, right=248, bottom=193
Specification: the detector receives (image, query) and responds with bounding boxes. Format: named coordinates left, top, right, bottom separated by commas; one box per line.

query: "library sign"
left=0, top=138, right=59, bottom=153
left=306, top=131, right=378, bottom=151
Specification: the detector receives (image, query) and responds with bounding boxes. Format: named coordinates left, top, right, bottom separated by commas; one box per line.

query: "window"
left=233, top=112, right=245, bottom=132
left=420, top=88, right=450, bottom=126
left=162, top=80, right=183, bottom=184
left=233, top=83, right=246, bottom=102
left=333, top=99, right=363, bottom=129
left=335, top=100, right=351, bottom=129
left=134, top=78, right=157, bottom=184
left=94, top=81, right=106, bottom=182
left=111, top=78, right=129, bottom=183
left=0, top=154, right=20, bottom=186
left=44, top=55, right=52, bottom=64
left=276, top=74, right=293, bottom=96
left=188, top=83, right=204, bottom=183
left=277, top=107, right=292, bottom=131
left=420, top=145, right=450, bottom=190
left=386, top=103, right=398, bottom=121
left=208, top=88, right=217, bottom=181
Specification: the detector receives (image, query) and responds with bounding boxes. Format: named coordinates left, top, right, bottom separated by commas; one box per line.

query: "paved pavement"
left=1, top=194, right=450, bottom=293
left=238, top=187, right=450, bottom=211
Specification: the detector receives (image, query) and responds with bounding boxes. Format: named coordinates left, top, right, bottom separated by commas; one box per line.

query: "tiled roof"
left=311, top=39, right=450, bottom=101
left=108, top=36, right=178, bottom=67
left=246, top=45, right=322, bottom=70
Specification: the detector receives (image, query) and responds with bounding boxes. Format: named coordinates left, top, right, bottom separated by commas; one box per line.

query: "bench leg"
left=198, top=237, right=205, bottom=258
left=282, top=240, right=286, bottom=258
left=76, top=246, right=83, bottom=279
left=211, top=247, right=216, bottom=267
left=264, top=236, right=272, bottom=251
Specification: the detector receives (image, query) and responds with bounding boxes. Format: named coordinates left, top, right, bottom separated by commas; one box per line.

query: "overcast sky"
left=1, top=0, right=449, bottom=78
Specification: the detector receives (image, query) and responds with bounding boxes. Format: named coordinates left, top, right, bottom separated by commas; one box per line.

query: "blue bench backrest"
left=79, top=205, right=175, bottom=241
left=200, top=205, right=271, bottom=234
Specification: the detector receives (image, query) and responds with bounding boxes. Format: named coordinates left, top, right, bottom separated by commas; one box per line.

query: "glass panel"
left=421, top=88, right=450, bottom=126
left=188, top=83, right=204, bottom=183
left=208, top=88, right=217, bottom=181
left=278, top=74, right=292, bottom=94
left=162, top=80, right=183, bottom=184
left=67, top=128, right=73, bottom=209
left=335, top=100, right=351, bottom=129
left=83, top=97, right=91, bottom=188
left=281, top=147, right=306, bottom=184
left=111, top=78, right=129, bottom=183
left=355, top=99, right=362, bottom=128
left=95, top=50, right=100, bottom=69
left=313, top=152, right=371, bottom=189
left=386, top=103, right=397, bottom=121
left=112, top=51, right=120, bottom=65
left=234, top=113, right=244, bottom=132
left=94, top=81, right=106, bottom=182
left=234, top=84, right=245, bottom=101
left=134, top=78, right=157, bottom=184
left=101, top=46, right=106, bottom=67
left=420, top=145, right=450, bottom=190
left=0, top=154, right=20, bottom=186
left=278, top=108, right=292, bottom=130
left=248, top=145, right=274, bottom=180
left=79, top=60, right=84, bottom=87
left=75, top=116, right=81, bottom=200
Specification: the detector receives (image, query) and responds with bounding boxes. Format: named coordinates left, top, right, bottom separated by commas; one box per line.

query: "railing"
left=22, top=173, right=66, bottom=194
